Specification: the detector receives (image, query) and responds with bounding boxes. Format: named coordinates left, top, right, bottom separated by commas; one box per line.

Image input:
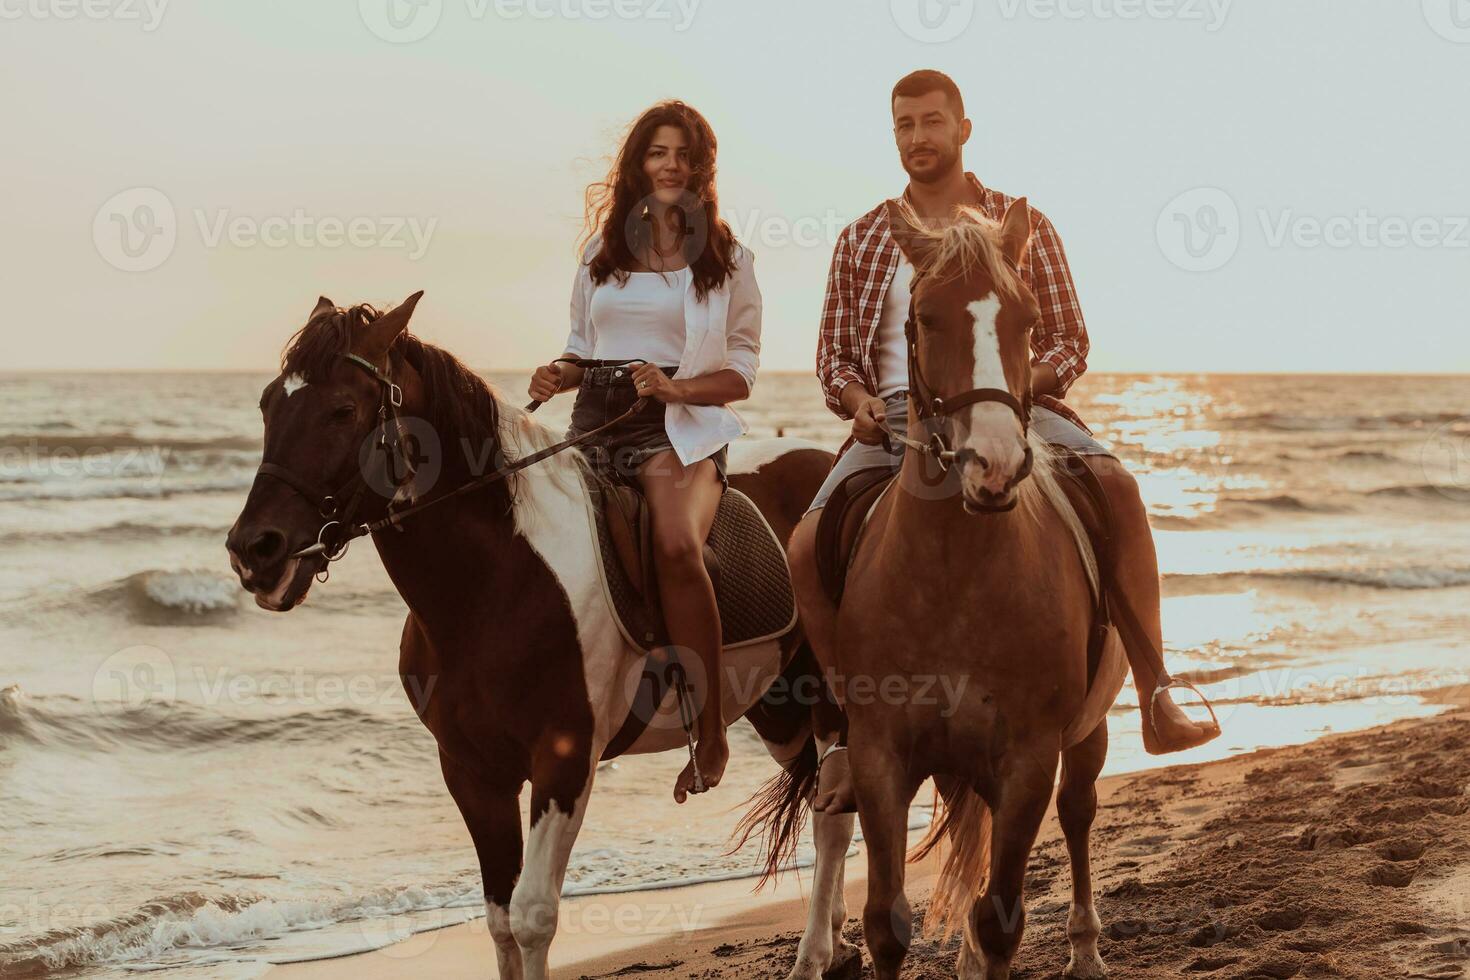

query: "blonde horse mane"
left=492, top=393, right=594, bottom=536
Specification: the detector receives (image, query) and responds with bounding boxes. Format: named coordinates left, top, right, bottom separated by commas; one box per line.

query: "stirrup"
left=674, top=665, right=706, bottom=795
left=1148, top=676, right=1221, bottom=736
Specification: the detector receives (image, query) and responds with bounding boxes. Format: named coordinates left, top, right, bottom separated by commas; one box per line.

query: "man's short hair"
left=891, top=70, right=965, bottom=120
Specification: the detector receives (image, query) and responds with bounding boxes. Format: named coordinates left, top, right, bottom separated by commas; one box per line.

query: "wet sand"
left=270, top=688, right=1470, bottom=979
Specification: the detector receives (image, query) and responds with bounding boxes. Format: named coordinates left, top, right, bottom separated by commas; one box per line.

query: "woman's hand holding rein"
left=528, top=357, right=586, bottom=404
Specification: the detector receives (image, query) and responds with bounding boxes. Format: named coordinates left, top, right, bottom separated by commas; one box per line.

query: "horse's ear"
left=999, top=197, right=1034, bottom=267
left=359, top=291, right=424, bottom=361
left=885, top=199, right=937, bottom=270
left=311, top=296, right=335, bottom=320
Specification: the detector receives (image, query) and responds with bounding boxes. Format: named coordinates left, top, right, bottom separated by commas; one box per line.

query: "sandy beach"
left=268, top=688, right=1470, bottom=980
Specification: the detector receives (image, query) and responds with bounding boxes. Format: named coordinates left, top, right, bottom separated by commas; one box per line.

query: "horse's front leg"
left=439, top=750, right=526, bottom=980
left=510, top=743, right=595, bottom=980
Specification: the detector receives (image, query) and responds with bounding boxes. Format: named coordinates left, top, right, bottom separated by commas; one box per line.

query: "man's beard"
left=901, top=140, right=961, bottom=184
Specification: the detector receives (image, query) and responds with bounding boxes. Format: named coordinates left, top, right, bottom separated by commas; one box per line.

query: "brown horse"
left=833, top=200, right=1126, bottom=979
left=224, top=294, right=859, bottom=980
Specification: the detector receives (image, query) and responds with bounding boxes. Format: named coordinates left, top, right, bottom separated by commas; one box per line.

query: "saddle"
left=587, top=479, right=798, bottom=655
left=814, top=466, right=899, bottom=606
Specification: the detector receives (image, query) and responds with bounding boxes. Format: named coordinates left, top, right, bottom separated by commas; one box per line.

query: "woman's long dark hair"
left=581, top=100, right=737, bottom=301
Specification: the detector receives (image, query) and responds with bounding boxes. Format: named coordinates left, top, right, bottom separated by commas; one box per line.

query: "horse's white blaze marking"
left=283, top=373, right=308, bottom=397
left=966, top=296, right=1008, bottom=397
left=728, top=437, right=825, bottom=475
left=963, top=296, right=1022, bottom=454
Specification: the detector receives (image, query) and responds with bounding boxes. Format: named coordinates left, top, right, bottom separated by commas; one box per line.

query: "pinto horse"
left=834, top=200, right=1125, bottom=980
left=225, top=294, right=859, bottom=980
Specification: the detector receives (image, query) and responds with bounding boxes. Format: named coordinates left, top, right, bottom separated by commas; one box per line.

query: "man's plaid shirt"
left=817, top=174, right=1090, bottom=445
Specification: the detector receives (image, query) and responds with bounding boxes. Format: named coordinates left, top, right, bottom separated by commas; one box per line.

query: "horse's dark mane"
left=281, top=304, right=512, bottom=513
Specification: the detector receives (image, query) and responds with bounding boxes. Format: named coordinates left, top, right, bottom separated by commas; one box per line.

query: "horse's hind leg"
left=969, top=745, right=1059, bottom=980
left=853, top=742, right=919, bottom=980
left=742, top=648, right=858, bottom=980
left=788, top=731, right=859, bottom=980
left=1058, top=723, right=1109, bottom=979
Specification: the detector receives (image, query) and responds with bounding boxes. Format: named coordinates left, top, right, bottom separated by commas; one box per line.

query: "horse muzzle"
left=226, top=522, right=321, bottom=612
left=955, top=443, right=1033, bottom=515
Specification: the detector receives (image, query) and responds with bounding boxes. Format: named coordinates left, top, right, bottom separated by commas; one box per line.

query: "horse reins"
left=253, top=353, right=647, bottom=566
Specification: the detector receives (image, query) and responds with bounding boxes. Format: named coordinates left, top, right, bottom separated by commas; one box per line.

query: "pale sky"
left=2, top=0, right=1467, bottom=373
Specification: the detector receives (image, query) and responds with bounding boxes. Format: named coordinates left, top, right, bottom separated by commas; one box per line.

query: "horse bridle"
left=253, top=352, right=411, bottom=571
left=887, top=281, right=1033, bottom=474
left=252, top=352, right=649, bottom=568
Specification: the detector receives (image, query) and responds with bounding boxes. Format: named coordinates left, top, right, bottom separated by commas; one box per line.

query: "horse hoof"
left=822, top=946, right=863, bottom=980
left=1063, top=953, right=1108, bottom=979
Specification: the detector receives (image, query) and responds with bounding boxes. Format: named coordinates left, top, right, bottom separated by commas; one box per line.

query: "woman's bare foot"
left=1142, top=686, right=1221, bottom=755
left=812, top=745, right=858, bottom=814
left=674, top=732, right=729, bottom=804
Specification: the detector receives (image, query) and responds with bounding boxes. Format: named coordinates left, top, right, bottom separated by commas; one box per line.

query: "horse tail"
left=729, top=736, right=818, bottom=887
left=909, top=775, right=992, bottom=940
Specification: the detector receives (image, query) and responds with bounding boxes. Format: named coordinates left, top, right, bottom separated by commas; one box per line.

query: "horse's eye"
left=330, top=404, right=356, bottom=422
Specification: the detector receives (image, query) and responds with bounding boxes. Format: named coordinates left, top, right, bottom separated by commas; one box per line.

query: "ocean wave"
left=1165, top=565, right=1470, bottom=593
left=0, top=520, right=227, bottom=546
left=61, top=569, right=243, bottom=623
left=1220, top=411, right=1465, bottom=432
left=10, top=569, right=401, bottom=629
left=1280, top=448, right=1400, bottom=464
left=1367, top=483, right=1470, bottom=504
left=0, top=432, right=259, bottom=453
left=1151, top=482, right=1469, bottom=530
left=0, top=884, right=482, bottom=978
left=0, top=686, right=421, bottom=753
left=2, top=570, right=242, bottom=628
left=1151, top=493, right=1342, bottom=530
left=0, top=474, right=255, bottom=503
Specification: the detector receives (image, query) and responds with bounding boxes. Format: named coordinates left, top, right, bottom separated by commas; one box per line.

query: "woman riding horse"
left=527, top=100, right=762, bottom=802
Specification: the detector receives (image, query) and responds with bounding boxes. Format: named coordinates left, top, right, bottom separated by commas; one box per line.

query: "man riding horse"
left=787, top=69, right=1220, bottom=815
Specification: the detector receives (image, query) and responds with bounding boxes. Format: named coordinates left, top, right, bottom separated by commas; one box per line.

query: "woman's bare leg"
left=638, top=451, right=730, bottom=802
